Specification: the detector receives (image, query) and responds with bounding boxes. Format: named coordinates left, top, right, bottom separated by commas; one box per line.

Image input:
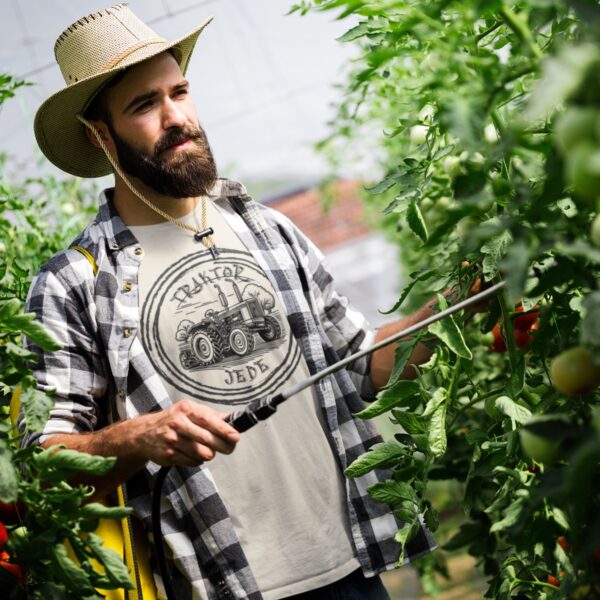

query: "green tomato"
left=519, top=429, right=561, bottom=465
left=565, top=142, right=600, bottom=203
left=420, top=197, right=434, bottom=211
left=443, top=156, right=463, bottom=178
left=479, top=331, right=496, bottom=346
left=484, top=123, right=499, bottom=144
left=410, top=125, right=428, bottom=145
left=554, top=107, right=599, bottom=155
left=11, top=526, right=28, bottom=540
left=591, top=214, right=600, bottom=247
left=550, top=346, right=600, bottom=396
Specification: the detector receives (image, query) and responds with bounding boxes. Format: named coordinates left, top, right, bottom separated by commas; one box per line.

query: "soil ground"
left=381, top=554, right=487, bottom=600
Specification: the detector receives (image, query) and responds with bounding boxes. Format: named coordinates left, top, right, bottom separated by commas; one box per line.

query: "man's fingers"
left=178, top=402, right=240, bottom=443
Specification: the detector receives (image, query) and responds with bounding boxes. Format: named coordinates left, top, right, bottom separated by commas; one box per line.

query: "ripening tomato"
left=550, top=346, right=600, bottom=396
left=514, top=305, right=539, bottom=331
left=547, top=575, right=561, bottom=588
left=490, top=323, right=507, bottom=353
left=557, top=536, right=570, bottom=553
left=0, top=523, right=7, bottom=552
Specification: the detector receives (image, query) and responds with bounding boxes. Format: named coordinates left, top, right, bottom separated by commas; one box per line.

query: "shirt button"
left=216, top=579, right=225, bottom=586
left=110, top=242, right=119, bottom=250
left=122, top=281, right=133, bottom=292
left=133, top=247, right=143, bottom=256
left=123, top=328, right=132, bottom=338
left=118, top=390, right=126, bottom=400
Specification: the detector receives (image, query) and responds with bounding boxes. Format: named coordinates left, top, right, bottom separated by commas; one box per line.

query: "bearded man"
left=25, top=5, right=437, bottom=599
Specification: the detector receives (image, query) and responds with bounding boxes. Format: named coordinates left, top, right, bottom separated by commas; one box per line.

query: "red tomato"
left=0, top=502, right=23, bottom=526
left=557, top=536, right=570, bottom=553
left=514, top=305, right=539, bottom=331
left=547, top=575, right=561, bottom=588
left=0, top=523, right=7, bottom=553
left=490, top=323, right=507, bottom=353
left=0, top=560, right=24, bottom=584
left=514, top=328, right=533, bottom=349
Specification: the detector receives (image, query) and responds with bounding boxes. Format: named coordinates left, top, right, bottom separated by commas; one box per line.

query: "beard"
left=109, top=122, right=218, bottom=198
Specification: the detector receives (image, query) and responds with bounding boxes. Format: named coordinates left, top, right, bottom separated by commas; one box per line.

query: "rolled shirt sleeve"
left=20, top=261, right=107, bottom=446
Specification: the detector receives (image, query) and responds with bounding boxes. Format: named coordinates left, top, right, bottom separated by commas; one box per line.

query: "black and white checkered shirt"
left=23, top=179, right=435, bottom=599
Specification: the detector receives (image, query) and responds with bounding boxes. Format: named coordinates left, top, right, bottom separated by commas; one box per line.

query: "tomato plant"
left=293, top=0, right=600, bottom=597
left=0, top=75, right=134, bottom=598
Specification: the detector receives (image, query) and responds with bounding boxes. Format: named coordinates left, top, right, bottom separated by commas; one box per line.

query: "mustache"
left=154, top=126, right=204, bottom=155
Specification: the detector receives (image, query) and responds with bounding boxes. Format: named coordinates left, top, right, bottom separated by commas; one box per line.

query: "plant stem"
left=500, top=5, right=544, bottom=60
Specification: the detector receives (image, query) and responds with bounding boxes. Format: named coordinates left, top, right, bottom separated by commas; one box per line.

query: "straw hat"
left=34, top=3, right=213, bottom=178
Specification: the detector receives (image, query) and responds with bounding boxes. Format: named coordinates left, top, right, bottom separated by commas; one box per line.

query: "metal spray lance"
left=152, top=280, right=506, bottom=600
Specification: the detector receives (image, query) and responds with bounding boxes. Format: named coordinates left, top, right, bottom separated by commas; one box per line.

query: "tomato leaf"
left=490, top=497, right=526, bottom=533
left=355, top=380, right=420, bottom=419
left=392, top=410, right=428, bottom=435
left=367, top=480, right=417, bottom=505
left=34, top=447, right=116, bottom=477
left=428, top=314, right=472, bottom=360
left=21, top=387, right=54, bottom=432
left=345, top=442, right=406, bottom=478
left=50, top=543, right=96, bottom=594
left=0, top=446, right=18, bottom=503
left=494, top=396, right=532, bottom=425
left=86, top=532, right=135, bottom=589
left=407, top=198, right=428, bottom=242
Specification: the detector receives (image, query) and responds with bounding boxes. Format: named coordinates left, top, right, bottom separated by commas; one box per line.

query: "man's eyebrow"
left=123, top=80, right=189, bottom=113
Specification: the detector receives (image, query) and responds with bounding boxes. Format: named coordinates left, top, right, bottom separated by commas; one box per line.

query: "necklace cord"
left=76, top=114, right=216, bottom=251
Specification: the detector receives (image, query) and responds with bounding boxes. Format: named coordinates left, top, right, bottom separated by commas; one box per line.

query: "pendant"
left=194, top=227, right=219, bottom=259
left=194, top=227, right=214, bottom=242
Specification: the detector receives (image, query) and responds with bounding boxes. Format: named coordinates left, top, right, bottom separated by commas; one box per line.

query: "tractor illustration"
left=178, top=280, right=282, bottom=369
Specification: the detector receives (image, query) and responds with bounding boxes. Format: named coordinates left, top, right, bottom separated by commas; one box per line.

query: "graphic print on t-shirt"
left=141, top=248, right=301, bottom=405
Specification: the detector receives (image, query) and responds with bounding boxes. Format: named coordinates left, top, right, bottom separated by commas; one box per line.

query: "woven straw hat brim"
left=34, top=17, right=212, bottom=178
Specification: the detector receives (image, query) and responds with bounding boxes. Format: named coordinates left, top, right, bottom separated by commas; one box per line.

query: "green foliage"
left=0, top=74, right=133, bottom=597
left=295, top=0, right=600, bottom=597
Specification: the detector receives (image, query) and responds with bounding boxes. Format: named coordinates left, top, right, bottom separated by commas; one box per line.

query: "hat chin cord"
left=76, top=114, right=217, bottom=252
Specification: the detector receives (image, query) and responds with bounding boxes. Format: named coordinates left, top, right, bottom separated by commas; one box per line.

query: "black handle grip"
left=226, top=394, right=284, bottom=432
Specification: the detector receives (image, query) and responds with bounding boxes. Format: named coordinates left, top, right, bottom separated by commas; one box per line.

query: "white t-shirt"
left=129, top=199, right=360, bottom=599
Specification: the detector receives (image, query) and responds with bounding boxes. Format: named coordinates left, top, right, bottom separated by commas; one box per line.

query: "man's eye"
left=135, top=101, right=153, bottom=112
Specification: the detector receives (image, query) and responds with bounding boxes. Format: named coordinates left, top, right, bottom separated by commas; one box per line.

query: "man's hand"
left=132, top=400, right=240, bottom=467
left=41, top=400, right=241, bottom=501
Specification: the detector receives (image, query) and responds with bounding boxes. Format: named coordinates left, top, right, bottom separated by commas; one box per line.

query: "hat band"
left=101, top=38, right=168, bottom=71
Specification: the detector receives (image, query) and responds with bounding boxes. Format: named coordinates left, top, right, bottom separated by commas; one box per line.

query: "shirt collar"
left=96, top=178, right=250, bottom=251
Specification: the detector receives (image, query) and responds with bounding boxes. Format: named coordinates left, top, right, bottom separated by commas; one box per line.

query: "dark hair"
left=83, top=49, right=179, bottom=125
left=83, top=70, right=127, bottom=124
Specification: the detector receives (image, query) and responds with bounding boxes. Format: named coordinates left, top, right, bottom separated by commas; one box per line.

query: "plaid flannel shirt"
left=23, top=178, right=435, bottom=599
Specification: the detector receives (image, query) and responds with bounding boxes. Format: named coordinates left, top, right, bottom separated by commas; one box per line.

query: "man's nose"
left=162, top=98, right=187, bottom=129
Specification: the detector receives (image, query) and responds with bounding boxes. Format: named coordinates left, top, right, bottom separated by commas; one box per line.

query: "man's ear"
left=84, top=121, right=111, bottom=149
